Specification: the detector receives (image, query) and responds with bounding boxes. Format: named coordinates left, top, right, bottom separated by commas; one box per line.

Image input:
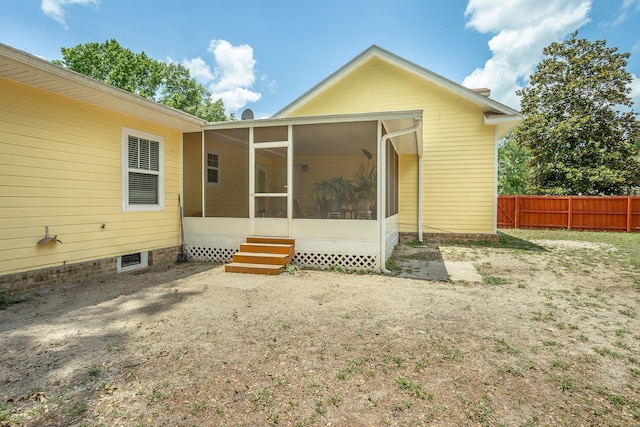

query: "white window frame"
left=122, top=127, right=165, bottom=212
left=206, top=150, right=220, bottom=186
left=117, top=251, right=149, bottom=273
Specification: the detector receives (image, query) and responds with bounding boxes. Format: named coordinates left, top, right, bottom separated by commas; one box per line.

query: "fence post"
left=515, top=196, right=520, bottom=229
left=628, top=196, right=632, bottom=233
left=567, top=196, right=572, bottom=230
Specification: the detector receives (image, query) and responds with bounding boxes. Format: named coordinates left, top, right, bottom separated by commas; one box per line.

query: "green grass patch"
left=483, top=276, right=507, bottom=285
left=250, top=388, right=273, bottom=409
left=147, top=381, right=171, bottom=406
left=0, top=289, right=14, bottom=310
left=501, top=229, right=640, bottom=272
left=395, top=376, right=433, bottom=400
left=385, top=258, right=402, bottom=273
left=0, top=403, right=10, bottom=422
left=494, top=337, right=520, bottom=355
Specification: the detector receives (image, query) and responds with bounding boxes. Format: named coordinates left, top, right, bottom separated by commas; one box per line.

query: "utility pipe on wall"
left=379, top=119, right=422, bottom=274
left=418, top=152, right=423, bottom=243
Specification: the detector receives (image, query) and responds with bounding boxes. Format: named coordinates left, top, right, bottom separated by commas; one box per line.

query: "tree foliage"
left=53, top=39, right=227, bottom=122
left=515, top=32, right=640, bottom=195
left=498, top=132, right=531, bottom=194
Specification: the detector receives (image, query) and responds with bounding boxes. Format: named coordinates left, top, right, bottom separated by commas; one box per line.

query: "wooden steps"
left=225, top=237, right=295, bottom=275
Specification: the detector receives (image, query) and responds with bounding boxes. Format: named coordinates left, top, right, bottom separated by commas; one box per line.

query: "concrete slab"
left=389, top=243, right=482, bottom=282
left=444, top=261, right=482, bottom=282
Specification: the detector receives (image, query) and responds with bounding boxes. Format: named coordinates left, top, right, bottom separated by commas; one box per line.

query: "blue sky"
left=2, top=0, right=640, bottom=118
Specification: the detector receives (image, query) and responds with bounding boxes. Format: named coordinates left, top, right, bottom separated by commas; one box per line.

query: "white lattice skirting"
left=186, top=246, right=238, bottom=263
left=186, top=245, right=378, bottom=271
left=293, top=252, right=378, bottom=271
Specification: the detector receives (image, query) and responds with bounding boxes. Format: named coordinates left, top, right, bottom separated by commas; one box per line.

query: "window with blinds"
left=122, top=128, right=164, bottom=211
left=128, top=136, right=160, bottom=204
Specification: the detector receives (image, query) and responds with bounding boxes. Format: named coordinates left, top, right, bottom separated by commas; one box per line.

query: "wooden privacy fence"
left=498, top=195, right=640, bottom=233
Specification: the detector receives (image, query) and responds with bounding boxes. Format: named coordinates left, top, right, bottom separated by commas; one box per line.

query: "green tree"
left=515, top=32, right=640, bottom=195
left=160, top=62, right=227, bottom=122
left=498, top=132, right=531, bottom=194
left=53, top=39, right=227, bottom=122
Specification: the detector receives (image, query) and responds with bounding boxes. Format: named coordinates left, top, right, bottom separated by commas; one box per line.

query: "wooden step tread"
left=234, top=251, right=289, bottom=258
left=240, top=243, right=294, bottom=259
left=247, top=237, right=295, bottom=246
left=225, top=262, right=285, bottom=275
left=233, top=252, right=289, bottom=265
left=241, top=242, right=293, bottom=248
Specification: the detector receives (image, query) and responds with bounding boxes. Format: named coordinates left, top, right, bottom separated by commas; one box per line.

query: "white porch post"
left=378, top=123, right=385, bottom=271
left=379, top=119, right=423, bottom=272
left=287, top=125, right=293, bottom=228
left=248, top=127, right=255, bottom=236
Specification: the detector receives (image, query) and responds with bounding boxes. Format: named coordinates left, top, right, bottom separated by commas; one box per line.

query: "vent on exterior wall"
left=117, top=251, right=149, bottom=273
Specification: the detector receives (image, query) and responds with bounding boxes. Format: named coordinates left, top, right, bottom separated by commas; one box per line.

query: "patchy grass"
left=2, top=229, right=639, bottom=426
left=0, top=289, right=15, bottom=310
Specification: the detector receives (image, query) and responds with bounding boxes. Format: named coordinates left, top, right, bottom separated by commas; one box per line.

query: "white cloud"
left=462, top=0, right=591, bottom=109
left=182, top=57, right=215, bottom=83
left=261, top=74, right=278, bottom=94
left=613, top=0, right=640, bottom=26
left=41, top=0, right=98, bottom=28
left=205, top=40, right=261, bottom=112
left=630, top=74, right=640, bottom=108
left=212, top=88, right=262, bottom=112
left=181, top=40, right=261, bottom=113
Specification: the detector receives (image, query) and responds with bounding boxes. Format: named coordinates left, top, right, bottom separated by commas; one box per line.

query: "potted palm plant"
left=353, top=149, right=376, bottom=218
left=313, top=176, right=355, bottom=218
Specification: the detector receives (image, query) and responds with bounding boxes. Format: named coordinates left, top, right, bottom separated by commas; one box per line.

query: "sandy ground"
left=1, top=234, right=639, bottom=426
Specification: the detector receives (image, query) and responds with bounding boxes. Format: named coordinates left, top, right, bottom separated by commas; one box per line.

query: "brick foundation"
left=0, top=246, right=181, bottom=296
left=399, top=232, right=499, bottom=244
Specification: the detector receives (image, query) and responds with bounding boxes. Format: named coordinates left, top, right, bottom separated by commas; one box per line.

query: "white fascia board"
left=273, top=45, right=521, bottom=119
left=204, top=109, right=423, bottom=130
left=484, top=113, right=523, bottom=139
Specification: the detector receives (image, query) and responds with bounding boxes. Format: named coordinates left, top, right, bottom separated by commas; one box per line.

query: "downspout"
left=380, top=119, right=422, bottom=273
left=418, top=152, right=423, bottom=243
left=201, top=131, right=205, bottom=217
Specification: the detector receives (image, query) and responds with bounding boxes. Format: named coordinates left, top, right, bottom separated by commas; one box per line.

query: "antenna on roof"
left=241, top=109, right=254, bottom=120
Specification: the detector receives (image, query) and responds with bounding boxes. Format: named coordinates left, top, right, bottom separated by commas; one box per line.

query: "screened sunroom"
left=181, top=110, right=422, bottom=271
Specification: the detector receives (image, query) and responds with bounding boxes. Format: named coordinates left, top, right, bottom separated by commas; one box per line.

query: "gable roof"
left=273, top=45, right=521, bottom=132
left=0, top=44, right=207, bottom=132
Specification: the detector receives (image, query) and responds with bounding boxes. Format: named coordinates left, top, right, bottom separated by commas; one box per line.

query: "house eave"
left=0, top=44, right=207, bottom=132
left=273, top=45, right=520, bottom=119
left=484, top=113, right=523, bottom=139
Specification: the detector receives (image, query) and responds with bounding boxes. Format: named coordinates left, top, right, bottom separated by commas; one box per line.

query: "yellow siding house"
left=274, top=45, right=521, bottom=238
left=1, top=43, right=521, bottom=287
left=0, top=44, right=205, bottom=292
left=181, top=47, right=520, bottom=272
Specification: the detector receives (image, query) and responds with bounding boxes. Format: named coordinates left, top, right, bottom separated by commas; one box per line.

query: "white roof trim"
left=484, top=113, right=522, bottom=139
left=204, top=109, right=423, bottom=130
left=0, top=44, right=207, bottom=132
left=273, top=45, right=521, bottom=120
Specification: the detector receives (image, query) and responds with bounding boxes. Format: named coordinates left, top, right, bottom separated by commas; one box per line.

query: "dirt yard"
left=1, top=230, right=639, bottom=426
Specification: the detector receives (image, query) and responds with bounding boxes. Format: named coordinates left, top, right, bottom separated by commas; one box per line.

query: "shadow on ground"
left=388, top=243, right=450, bottom=281
left=388, top=232, right=548, bottom=282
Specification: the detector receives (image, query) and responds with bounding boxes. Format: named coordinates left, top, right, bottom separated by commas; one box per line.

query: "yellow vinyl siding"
left=0, top=78, right=183, bottom=276
left=398, top=155, right=419, bottom=232
left=287, top=57, right=497, bottom=234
